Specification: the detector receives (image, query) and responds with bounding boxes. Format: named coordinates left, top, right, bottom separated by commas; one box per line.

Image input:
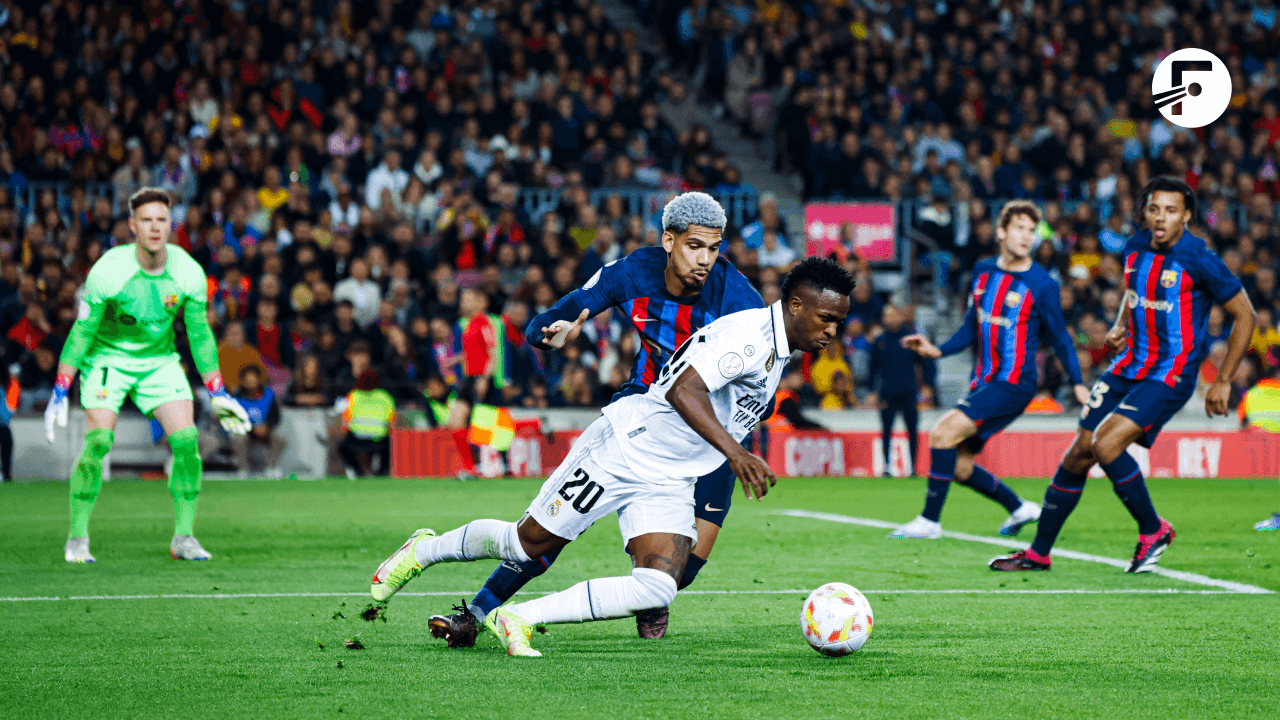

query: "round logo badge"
left=744, top=345, right=755, bottom=357
left=1152, top=48, right=1231, bottom=129
left=718, top=352, right=744, bottom=378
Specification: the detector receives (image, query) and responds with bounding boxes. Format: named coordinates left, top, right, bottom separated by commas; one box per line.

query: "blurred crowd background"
left=1, top=0, right=1278, bottom=438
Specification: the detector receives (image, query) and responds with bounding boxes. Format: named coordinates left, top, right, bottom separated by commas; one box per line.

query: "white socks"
left=506, top=568, right=677, bottom=626
left=414, top=519, right=532, bottom=566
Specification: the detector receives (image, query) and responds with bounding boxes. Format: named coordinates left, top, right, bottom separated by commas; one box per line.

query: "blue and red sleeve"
left=1036, top=277, right=1084, bottom=385
left=525, top=257, right=629, bottom=350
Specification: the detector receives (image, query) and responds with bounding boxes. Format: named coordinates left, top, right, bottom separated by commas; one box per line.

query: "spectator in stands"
left=18, top=339, right=58, bottom=412
left=217, top=322, right=267, bottom=395
left=334, top=259, right=381, bottom=328
left=230, top=365, right=286, bottom=479
left=286, top=354, right=330, bottom=408
left=338, top=369, right=396, bottom=478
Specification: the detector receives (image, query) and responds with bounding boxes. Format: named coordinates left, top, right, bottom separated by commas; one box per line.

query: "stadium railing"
left=518, top=188, right=759, bottom=230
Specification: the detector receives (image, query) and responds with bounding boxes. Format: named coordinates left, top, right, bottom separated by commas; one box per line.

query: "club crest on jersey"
left=547, top=500, right=562, bottom=517
left=744, top=345, right=755, bottom=357
left=1159, top=270, right=1179, bottom=288
left=163, top=293, right=179, bottom=309
left=1004, top=291, right=1022, bottom=308
left=96, top=389, right=108, bottom=400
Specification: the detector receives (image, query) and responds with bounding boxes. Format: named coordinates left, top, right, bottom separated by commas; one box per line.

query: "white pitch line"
left=0, top=588, right=1253, bottom=603
left=780, top=509, right=1275, bottom=595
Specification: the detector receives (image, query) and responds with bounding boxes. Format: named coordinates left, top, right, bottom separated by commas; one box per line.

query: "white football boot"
left=887, top=516, right=942, bottom=539
left=171, top=535, right=213, bottom=561
left=998, top=501, right=1042, bottom=537
left=64, top=537, right=96, bottom=564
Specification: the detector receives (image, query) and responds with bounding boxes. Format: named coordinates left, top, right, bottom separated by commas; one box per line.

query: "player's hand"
left=1073, top=384, right=1090, bottom=406
left=541, top=308, right=590, bottom=349
left=211, top=393, right=252, bottom=435
left=729, top=449, right=776, bottom=501
left=1105, top=327, right=1127, bottom=355
left=44, top=385, right=69, bottom=444
left=1205, top=379, right=1231, bottom=417
left=900, top=334, right=941, bottom=358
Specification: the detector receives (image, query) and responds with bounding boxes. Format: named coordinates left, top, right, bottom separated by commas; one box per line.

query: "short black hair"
left=781, top=256, right=856, bottom=301
left=1138, top=177, right=1197, bottom=216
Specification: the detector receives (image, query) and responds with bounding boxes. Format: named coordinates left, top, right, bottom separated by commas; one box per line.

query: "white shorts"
left=526, top=417, right=698, bottom=549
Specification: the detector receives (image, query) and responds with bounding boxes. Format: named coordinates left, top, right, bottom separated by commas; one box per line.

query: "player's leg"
left=379, top=418, right=619, bottom=606
left=152, top=398, right=211, bottom=561
left=1090, top=382, right=1181, bottom=572
left=889, top=407, right=976, bottom=538
left=990, top=376, right=1132, bottom=570
left=65, top=362, right=133, bottom=562
left=951, top=443, right=1039, bottom=536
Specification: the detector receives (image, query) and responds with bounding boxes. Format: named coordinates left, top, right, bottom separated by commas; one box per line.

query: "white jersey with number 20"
left=602, top=300, right=792, bottom=481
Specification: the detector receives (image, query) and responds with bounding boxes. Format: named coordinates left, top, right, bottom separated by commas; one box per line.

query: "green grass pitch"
left=1, top=475, right=1277, bottom=719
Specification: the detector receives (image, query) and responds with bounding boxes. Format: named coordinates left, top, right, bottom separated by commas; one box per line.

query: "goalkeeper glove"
left=206, top=376, right=252, bottom=435
left=44, top=373, right=72, bottom=444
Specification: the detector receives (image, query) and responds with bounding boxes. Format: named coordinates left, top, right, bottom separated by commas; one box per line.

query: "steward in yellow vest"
left=339, top=369, right=396, bottom=477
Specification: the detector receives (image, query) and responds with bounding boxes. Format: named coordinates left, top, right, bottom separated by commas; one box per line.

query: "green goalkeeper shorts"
left=79, top=358, right=194, bottom=416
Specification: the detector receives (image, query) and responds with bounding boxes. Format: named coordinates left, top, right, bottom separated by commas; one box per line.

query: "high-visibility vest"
left=344, top=389, right=396, bottom=440
left=469, top=403, right=516, bottom=451
left=1241, top=378, right=1280, bottom=432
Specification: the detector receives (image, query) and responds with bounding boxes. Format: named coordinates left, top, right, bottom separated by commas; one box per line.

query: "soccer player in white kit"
left=369, top=257, right=854, bottom=656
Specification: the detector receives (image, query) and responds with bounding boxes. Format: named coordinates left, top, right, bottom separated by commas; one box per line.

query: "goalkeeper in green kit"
left=45, top=188, right=252, bottom=564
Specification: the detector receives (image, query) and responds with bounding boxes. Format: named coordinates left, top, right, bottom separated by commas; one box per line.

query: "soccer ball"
left=800, top=582, right=873, bottom=656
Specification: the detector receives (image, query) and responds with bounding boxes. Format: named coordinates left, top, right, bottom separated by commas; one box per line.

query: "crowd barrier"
left=391, top=427, right=1280, bottom=480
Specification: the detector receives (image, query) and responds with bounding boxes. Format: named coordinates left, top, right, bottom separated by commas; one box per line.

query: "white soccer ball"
left=800, top=582, right=874, bottom=656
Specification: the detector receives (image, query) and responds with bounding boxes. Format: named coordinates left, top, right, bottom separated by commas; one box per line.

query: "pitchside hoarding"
left=392, top=428, right=1280, bottom=479
left=804, top=203, right=896, bottom=262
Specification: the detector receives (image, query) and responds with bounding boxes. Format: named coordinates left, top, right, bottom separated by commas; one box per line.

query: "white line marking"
left=0, top=588, right=1252, bottom=603
left=780, top=510, right=1275, bottom=595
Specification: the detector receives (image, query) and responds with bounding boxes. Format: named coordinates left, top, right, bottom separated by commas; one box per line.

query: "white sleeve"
left=677, top=319, right=767, bottom=393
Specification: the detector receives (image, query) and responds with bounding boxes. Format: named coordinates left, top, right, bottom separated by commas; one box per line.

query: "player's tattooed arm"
left=1208, top=290, right=1256, bottom=417
left=667, top=366, right=777, bottom=500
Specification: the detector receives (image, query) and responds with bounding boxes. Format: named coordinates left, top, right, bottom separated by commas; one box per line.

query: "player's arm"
left=1105, top=296, right=1130, bottom=354
left=1039, top=282, right=1089, bottom=404
left=667, top=365, right=776, bottom=501
left=525, top=260, right=626, bottom=350
left=46, top=290, right=108, bottom=441
left=1208, top=290, right=1256, bottom=417
left=905, top=302, right=974, bottom=359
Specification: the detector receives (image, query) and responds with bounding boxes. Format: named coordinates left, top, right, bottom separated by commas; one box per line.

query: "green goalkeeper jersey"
left=61, top=243, right=220, bottom=375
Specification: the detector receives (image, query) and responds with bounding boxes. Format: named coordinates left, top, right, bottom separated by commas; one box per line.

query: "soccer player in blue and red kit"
left=891, top=201, right=1089, bottom=539
left=426, top=192, right=766, bottom=645
left=992, top=178, right=1256, bottom=573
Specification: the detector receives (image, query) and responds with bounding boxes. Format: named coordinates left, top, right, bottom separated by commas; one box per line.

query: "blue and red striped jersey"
left=939, top=258, right=1083, bottom=392
left=526, top=246, right=764, bottom=397
left=1108, top=230, right=1242, bottom=386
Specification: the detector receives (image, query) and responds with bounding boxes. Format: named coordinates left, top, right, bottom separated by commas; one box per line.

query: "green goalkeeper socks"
left=69, top=428, right=114, bottom=538
left=168, top=427, right=203, bottom=536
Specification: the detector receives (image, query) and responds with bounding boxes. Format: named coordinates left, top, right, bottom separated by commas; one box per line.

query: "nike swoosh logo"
left=704, top=503, right=724, bottom=512
left=1119, top=403, right=1138, bottom=411
left=632, top=315, right=656, bottom=323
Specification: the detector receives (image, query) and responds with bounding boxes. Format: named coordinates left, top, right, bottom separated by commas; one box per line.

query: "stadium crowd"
left=0, top=0, right=1277, bottom=440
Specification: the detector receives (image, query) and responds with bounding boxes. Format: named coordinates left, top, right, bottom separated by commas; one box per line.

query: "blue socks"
left=1101, top=453, right=1162, bottom=535
left=470, top=547, right=563, bottom=619
left=678, top=553, right=707, bottom=590
left=921, top=448, right=957, bottom=522
left=963, top=465, right=1024, bottom=513
left=1030, top=467, right=1087, bottom=556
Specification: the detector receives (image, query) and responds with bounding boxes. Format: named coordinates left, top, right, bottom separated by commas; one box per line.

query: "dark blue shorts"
left=1078, top=372, right=1195, bottom=448
left=692, top=434, right=754, bottom=527
left=956, top=381, right=1035, bottom=451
